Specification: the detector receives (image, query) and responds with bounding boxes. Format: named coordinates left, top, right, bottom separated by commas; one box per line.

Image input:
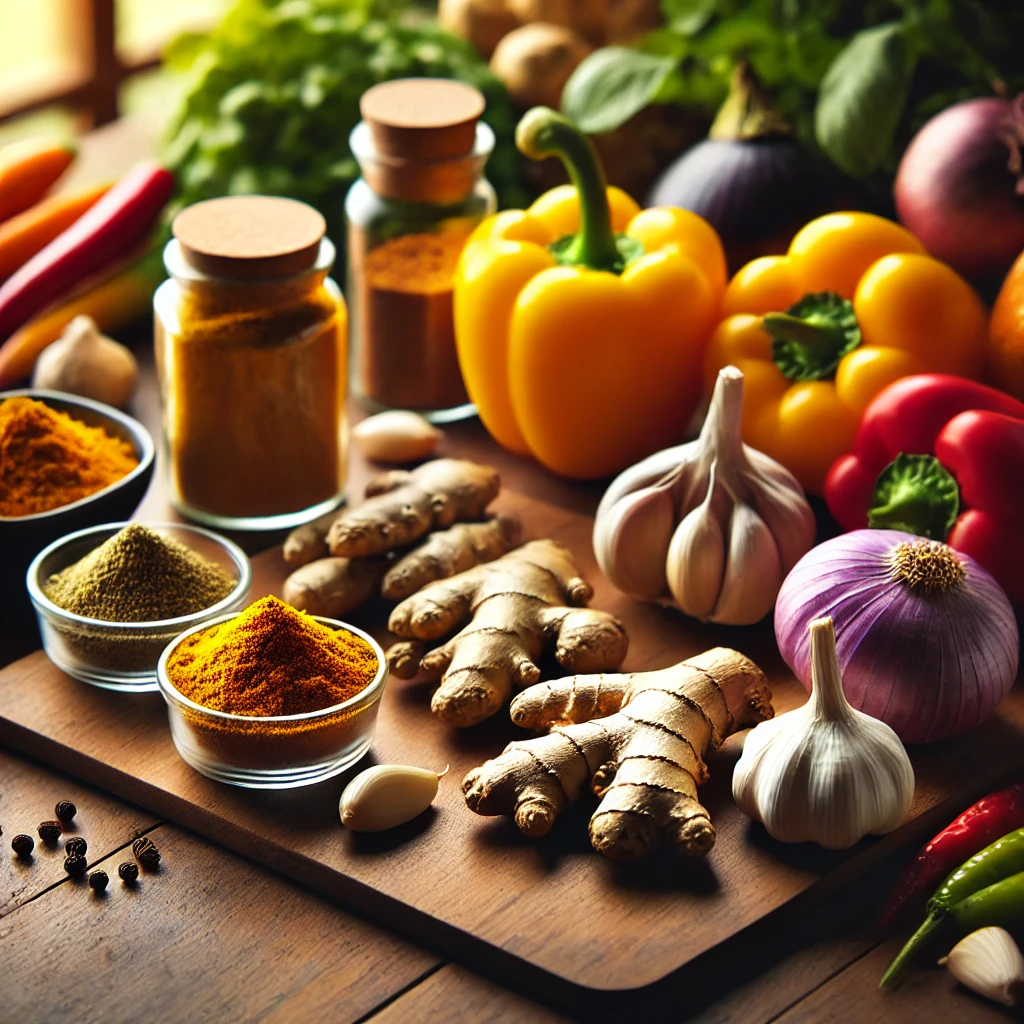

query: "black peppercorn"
left=11, top=834, right=34, bottom=858
left=64, top=852, right=87, bottom=877
left=64, top=836, right=87, bottom=858
left=88, top=869, right=108, bottom=893
left=37, top=820, right=62, bottom=843
left=117, top=861, right=138, bottom=884
left=132, top=836, right=160, bottom=869
left=54, top=800, right=77, bottom=823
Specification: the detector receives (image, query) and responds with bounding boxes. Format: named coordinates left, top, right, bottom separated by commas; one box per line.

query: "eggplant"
left=648, top=63, right=830, bottom=271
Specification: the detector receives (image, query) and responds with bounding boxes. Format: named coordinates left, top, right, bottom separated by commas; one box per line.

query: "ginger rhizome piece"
left=327, top=458, right=500, bottom=558
left=387, top=539, right=628, bottom=727
left=282, top=515, right=522, bottom=619
left=463, top=648, right=774, bottom=860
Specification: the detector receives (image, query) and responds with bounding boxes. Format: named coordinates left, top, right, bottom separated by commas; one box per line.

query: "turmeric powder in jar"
left=347, top=79, right=496, bottom=420
left=155, top=197, right=347, bottom=529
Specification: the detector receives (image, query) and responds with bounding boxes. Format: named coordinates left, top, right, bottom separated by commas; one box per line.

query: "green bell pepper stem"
left=516, top=107, right=622, bottom=273
left=762, top=312, right=848, bottom=353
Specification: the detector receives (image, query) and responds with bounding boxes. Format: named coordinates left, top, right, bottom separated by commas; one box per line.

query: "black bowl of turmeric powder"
left=1, top=390, right=154, bottom=633
left=157, top=596, right=387, bottom=789
left=28, top=522, right=251, bottom=691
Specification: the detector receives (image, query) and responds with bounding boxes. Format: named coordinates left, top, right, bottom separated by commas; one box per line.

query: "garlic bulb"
left=941, top=927, right=1024, bottom=1006
left=33, top=315, right=137, bottom=409
left=352, top=411, right=442, bottom=464
left=340, top=764, right=448, bottom=832
left=732, top=616, right=915, bottom=849
left=593, top=365, right=815, bottom=625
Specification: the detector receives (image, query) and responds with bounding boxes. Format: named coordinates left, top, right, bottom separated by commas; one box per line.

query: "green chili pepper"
left=881, top=827, right=1024, bottom=987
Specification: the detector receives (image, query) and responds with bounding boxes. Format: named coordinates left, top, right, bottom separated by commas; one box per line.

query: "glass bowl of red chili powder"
left=157, top=596, right=387, bottom=788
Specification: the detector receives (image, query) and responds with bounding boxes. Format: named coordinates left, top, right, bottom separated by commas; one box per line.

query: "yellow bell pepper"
left=454, top=108, right=726, bottom=479
left=704, top=212, right=988, bottom=494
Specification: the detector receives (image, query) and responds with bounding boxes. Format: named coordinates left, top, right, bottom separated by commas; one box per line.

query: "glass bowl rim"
left=156, top=611, right=388, bottom=724
left=0, top=389, right=155, bottom=522
left=27, top=521, right=252, bottom=631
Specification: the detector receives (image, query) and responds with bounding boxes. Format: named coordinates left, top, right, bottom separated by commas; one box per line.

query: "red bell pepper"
left=825, top=375, right=1024, bottom=603
left=0, top=161, right=173, bottom=340
left=881, top=783, right=1024, bottom=930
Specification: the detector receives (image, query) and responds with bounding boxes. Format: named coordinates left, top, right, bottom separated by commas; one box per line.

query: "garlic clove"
left=711, top=501, right=782, bottom=626
left=352, top=411, right=442, bottom=464
left=594, top=443, right=694, bottom=525
left=33, top=315, right=138, bottom=409
left=941, top=927, right=1024, bottom=1006
left=743, top=452, right=817, bottom=575
left=594, top=482, right=676, bottom=598
left=666, top=468, right=725, bottom=620
left=340, top=764, right=448, bottom=832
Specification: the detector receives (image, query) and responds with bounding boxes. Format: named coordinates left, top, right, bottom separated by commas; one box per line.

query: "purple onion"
left=775, top=530, right=1019, bottom=744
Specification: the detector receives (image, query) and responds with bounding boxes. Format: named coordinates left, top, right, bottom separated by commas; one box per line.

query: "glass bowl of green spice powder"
left=27, top=522, right=251, bottom=691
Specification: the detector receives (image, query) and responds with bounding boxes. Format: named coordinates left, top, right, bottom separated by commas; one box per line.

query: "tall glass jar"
left=154, top=196, right=347, bottom=530
left=346, top=79, right=496, bottom=422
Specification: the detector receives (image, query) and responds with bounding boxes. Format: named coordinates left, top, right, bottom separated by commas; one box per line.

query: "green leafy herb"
left=815, top=23, right=916, bottom=178
left=869, top=453, right=960, bottom=541
left=162, top=0, right=527, bottom=258
left=561, top=48, right=677, bottom=135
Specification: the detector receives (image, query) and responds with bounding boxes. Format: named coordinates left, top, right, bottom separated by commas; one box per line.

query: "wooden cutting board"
left=2, top=484, right=1022, bottom=1018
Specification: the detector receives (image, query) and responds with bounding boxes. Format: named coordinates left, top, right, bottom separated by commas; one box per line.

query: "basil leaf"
left=561, top=48, right=676, bottom=135
left=814, top=22, right=917, bottom=178
left=662, top=0, right=719, bottom=36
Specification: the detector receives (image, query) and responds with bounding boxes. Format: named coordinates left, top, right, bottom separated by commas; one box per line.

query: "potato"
left=438, top=0, right=521, bottom=58
left=489, top=23, right=594, bottom=111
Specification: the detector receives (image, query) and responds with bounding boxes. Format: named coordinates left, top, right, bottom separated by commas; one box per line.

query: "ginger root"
left=283, top=515, right=521, bottom=619
left=463, top=648, right=773, bottom=860
left=328, top=459, right=499, bottom=558
left=387, top=539, right=628, bottom=727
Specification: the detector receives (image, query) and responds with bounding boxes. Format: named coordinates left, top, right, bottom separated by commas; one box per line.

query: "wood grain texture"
left=370, top=964, right=572, bottom=1024
left=776, top=934, right=1017, bottom=1024
left=0, top=824, right=438, bottom=1024
left=0, top=749, right=156, bottom=917
left=2, top=481, right=1022, bottom=1018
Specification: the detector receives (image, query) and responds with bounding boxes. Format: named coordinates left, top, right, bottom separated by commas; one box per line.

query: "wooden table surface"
left=0, top=118, right=1016, bottom=1023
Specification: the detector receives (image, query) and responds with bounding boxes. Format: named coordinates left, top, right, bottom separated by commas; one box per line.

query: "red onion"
left=775, top=529, right=1019, bottom=744
left=895, top=95, right=1024, bottom=280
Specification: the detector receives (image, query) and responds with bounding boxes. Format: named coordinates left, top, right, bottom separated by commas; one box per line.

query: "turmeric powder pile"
left=0, top=396, right=138, bottom=517
left=166, top=595, right=379, bottom=716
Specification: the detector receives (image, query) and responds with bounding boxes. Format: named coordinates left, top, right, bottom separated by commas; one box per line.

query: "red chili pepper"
left=880, top=782, right=1024, bottom=931
left=824, top=374, right=1024, bottom=602
left=0, top=161, right=173, bottom=340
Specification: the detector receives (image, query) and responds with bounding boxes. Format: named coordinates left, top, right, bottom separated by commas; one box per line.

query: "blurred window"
left=0, top=0, right=226, bottom=128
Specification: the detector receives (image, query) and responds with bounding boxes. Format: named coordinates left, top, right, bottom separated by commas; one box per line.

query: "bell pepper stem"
left=762, top=311, right=847, bottom=353
left=516, top=107, right=622, bottom=273
left=868, top=454, right=960, bottom=541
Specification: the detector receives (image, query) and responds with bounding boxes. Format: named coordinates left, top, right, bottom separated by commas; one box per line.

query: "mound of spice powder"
left=0, top=396, right=139, bottom=517
left=45, top=524, right=236, bottom=622
left=165, top=596, right=378, bottom=716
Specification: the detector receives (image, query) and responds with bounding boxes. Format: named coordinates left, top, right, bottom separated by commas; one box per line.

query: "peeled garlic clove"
left=942, top=927, right=1024, bottom=1007
left=340, top=764, right=448, bottom=832
left=711, top=501, right=782, bottom=626
left=594, top=483, right=676, bottom=598
left=666, top=474, right=725, bottom=620
left=352, top=411, right=442, bottom=464
left=33, top=315, right=137, bottom=409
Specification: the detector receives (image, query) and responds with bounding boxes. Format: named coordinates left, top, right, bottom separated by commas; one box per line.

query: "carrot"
left=0, top=182, right=111, bottom=283
left=0, top=161, right=172, bottom=340
left=0, top=138, right=76, bottom=223
left=0, top=257, right=161, bottom=387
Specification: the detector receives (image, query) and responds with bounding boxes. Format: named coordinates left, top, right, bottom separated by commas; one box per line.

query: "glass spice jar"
left=346, top=78, right=496, bottom=422
left=154, top=196, right=347, bottom=530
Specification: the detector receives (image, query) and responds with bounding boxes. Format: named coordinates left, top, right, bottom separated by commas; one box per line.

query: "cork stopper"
left=172, top=196, right=326, bottom=279
left=360, top=79, right=486, bottom=161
